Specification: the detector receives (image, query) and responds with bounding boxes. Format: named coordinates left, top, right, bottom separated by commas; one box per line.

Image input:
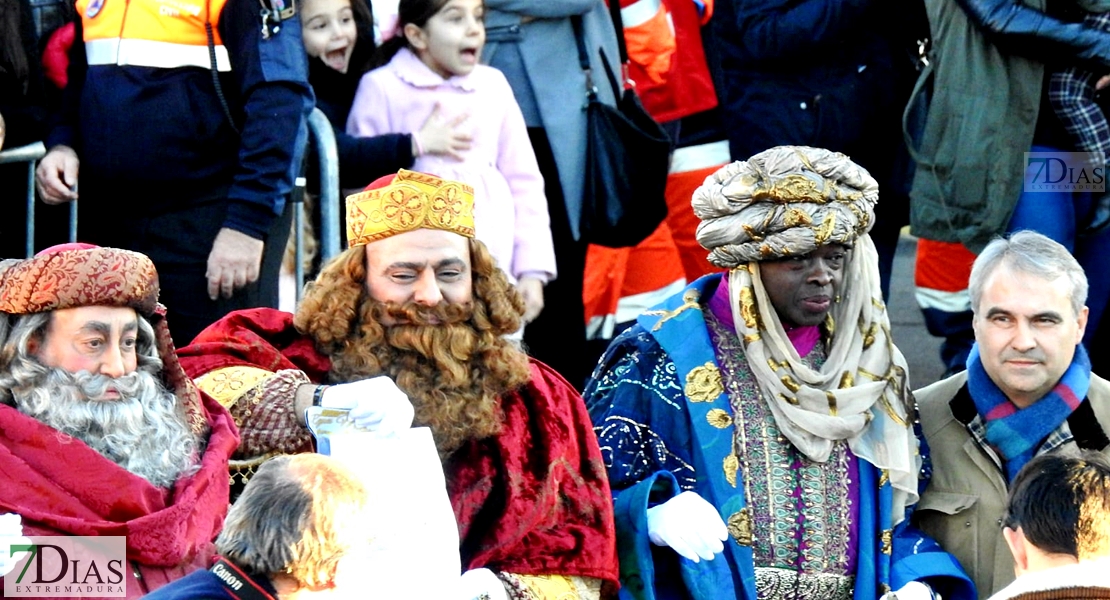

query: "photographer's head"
left=215, top=454, right=371, bottom=597
left=1002, top=452, right=1110, bottom=577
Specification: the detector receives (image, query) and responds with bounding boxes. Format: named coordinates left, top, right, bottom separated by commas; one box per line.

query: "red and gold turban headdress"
left=345, top=169, right=476, bottom=248
left=0, top=243, right=160, bottom=316
left=0, top=243, right=213, bottom=434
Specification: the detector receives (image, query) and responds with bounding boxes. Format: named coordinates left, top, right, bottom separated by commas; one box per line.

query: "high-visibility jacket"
left=47, top=0, right=313, bottom=239
left=582, top=139, right=731, bottom=339
left=76, top=0, right=233, bottom=71
left=618, top=0, right=717, bottom=123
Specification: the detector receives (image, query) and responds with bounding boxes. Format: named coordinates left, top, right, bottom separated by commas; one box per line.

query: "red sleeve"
left=449, top=360, right=619, bottom=585
left=178, top=308, right=332, bottom=383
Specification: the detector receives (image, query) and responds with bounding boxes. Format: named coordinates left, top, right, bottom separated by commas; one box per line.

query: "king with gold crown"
left=177, top=170, right=619, bottom=599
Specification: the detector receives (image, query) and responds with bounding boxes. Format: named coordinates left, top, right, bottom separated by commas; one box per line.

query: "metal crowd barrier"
left=2, top=108, right=340, bottom=296
left=0, top=141, right=78, bottom=257
left=293, top=108, right=341, bottom=302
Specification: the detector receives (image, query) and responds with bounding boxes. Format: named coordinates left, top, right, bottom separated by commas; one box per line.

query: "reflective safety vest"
left=615, top=0, right=716, bottom=123
left=76, top=0, right=231, bottom=70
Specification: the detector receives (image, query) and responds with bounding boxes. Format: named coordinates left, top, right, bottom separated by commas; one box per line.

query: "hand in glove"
left=880, top=581, right=938, bottom=600
left=456, top=567, right=509, bottom=600
left=321, top=376, right=414, bottom=436
left=0, top=513, right=32, bottom=578
left=646, top=491, right=729, bottom=563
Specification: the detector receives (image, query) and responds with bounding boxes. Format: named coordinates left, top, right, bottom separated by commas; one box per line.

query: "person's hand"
left=35, top=145, right=80, bottom=204
left=456, top=568, right=509, bottom=600
left=206, top=227, right=264, bottom=300
left=880, top=581, right=937, bottom=600
left=0, top=513, right=32, bottom=578
left=645, top=491, right=729, bottom=562
left=516, top=276, right=544, bottom=324
left=321, top=376, right=414, bottom=436
left=414, top=102, right=472, bottom=160
left=1097, top=74, right=1110, bottom=90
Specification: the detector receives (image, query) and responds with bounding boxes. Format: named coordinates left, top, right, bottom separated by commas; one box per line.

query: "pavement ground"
left=888, top=231, right=946, bottom=389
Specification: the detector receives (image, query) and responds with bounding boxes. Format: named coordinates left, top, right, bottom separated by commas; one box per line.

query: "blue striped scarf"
left=966, top=343, right=1091, bottom=481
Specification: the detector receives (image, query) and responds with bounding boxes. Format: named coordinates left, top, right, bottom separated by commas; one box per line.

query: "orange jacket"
left=617, top=0, right=717, bottom=122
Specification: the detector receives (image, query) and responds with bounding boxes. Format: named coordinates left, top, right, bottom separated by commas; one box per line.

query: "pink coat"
left=347, top=48, right=557, bottom=284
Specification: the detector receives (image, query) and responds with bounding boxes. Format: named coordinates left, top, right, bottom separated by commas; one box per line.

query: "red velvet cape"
left=0, top=392, right=238, bottom=598
left=180, top=308, right=618, bottom=584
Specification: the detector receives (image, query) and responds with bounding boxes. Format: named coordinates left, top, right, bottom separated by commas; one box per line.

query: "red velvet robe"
left=0, top=392, right=238, bottom=599
left=179, top=307, right=618, bottom=585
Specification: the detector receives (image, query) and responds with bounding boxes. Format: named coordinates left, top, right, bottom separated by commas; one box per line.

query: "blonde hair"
left=216, top=454, right=369, bottom=587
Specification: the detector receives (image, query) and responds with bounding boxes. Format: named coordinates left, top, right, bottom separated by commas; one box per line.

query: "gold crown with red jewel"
left=345, top=169, right=476, bottom=247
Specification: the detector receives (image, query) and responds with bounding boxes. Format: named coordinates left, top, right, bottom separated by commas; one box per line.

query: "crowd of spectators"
left=1, top=0, right=1110, bottom=598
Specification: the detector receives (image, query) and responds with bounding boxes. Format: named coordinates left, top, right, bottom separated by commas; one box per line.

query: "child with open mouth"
left=286, top=0, right=472, bottom=311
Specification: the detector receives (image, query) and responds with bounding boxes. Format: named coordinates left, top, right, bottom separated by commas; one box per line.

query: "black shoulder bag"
left=571, top=8, right=672, bottom=249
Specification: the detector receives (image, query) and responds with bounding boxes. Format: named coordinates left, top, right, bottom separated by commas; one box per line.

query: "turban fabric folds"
left=693, top=146, right=879, bottom=267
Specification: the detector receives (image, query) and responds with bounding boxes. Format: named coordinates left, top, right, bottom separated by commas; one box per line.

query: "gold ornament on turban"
left=345, top=169, right=476, bottom=248
left=692, top=146, right=879, bottom=267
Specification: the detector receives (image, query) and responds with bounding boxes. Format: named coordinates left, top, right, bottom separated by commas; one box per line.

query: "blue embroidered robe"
left=583, top=274, right=975, bottom=600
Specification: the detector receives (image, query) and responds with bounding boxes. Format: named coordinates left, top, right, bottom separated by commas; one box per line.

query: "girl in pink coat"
left=347, top=0, right=556, bottom=326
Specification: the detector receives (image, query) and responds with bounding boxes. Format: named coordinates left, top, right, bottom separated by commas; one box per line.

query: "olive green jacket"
left=913, top=371, right=1110, bottom=598
left=906, top=0, right=1110, bottom=252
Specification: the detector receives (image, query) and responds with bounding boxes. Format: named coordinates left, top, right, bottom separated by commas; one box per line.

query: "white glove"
left=645, top=491, right=729, bottom=563
left=321, top=376, right=414, bottom=436
left=880, top=581, right=937, bottom=600
left=456, top=568, right=509, bottom=600
left=0, top=513, right=31, bottom=578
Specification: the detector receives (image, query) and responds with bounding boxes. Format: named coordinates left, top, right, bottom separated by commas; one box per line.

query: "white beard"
left=13, top=367, right=199, bottom=488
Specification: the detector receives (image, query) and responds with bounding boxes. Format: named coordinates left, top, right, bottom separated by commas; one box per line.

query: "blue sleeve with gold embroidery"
left=218, top=0, right=315, bottom=239
left=586, top=326, right=740, bottom=600
left=585, top=325, right=698, bottom=495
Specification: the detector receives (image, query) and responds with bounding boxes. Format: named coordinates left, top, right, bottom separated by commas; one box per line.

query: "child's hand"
left=414, top=102, right=472, bottom=160
left=516, top=276, right=545, bottom=324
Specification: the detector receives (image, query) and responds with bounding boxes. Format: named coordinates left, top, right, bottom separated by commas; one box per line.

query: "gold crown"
left=345, top=170, right=476, bottom=247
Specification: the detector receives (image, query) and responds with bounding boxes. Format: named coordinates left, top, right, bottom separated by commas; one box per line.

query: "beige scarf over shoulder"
left=693, top=146, right=920, bottom=522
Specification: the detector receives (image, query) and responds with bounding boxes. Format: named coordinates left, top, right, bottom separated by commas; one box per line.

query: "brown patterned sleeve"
left=194, top=367, right=315, bottom=459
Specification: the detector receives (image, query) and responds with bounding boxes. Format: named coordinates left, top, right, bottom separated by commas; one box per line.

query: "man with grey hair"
left=0, top=243, right=239, bottom=597
left=585, top=146, right=974, bottom=600
left=914, top=230, right=1110, bottom=599
left=143, top=453, right=372, bottom=600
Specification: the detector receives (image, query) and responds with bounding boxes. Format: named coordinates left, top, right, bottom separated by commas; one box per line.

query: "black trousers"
left=521, top=128, right=592, bottom=391
left=80, top=196, right=292, bottom=346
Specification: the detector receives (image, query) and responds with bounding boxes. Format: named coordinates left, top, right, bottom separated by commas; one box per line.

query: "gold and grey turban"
left=692, top=146, right=879, bottom=268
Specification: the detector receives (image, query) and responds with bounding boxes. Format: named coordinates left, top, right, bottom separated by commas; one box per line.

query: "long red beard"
left=327, top=300, right=528, bottom=456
